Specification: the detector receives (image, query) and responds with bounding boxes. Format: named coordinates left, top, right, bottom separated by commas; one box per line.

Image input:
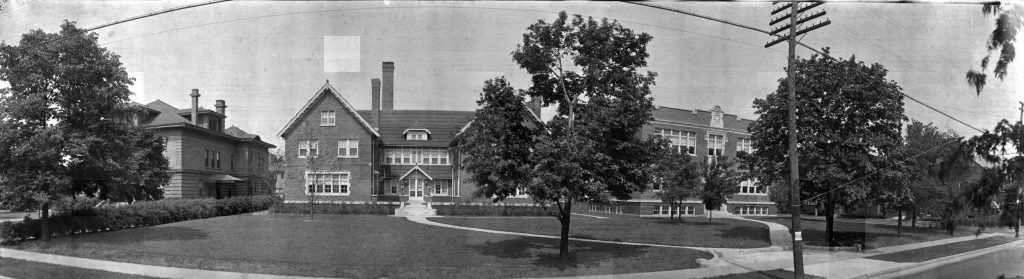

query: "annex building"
left=278, top=61, right=775, bottom=216
left=132, top=90, right=276, bottom=199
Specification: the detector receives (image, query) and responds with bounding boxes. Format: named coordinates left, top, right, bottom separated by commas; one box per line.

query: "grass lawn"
left=708, top=269, right=825, bottom=279
left=864, top=236, right=1015, bottom=263
left=9, top=214, right=713, bottom=278
left=429, top=213, right=772, bottom=248
left=752, top=217, right=979, bottom=249
left=0, top=257, right=157, bottom=279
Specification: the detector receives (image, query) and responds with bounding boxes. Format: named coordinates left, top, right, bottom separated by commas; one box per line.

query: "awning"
left=208, top=174, right=244, bottom=182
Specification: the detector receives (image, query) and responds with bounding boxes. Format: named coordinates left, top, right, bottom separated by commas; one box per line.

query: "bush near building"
left=0, top=196, right=275, bottom=244
left=435, top=203, right=549, bottom=216
left=273, top=202, right=398, bottom=215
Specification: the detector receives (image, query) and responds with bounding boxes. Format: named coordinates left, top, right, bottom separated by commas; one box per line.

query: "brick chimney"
left=371, top=78, right=381, bottom=130
left=529, top=97, right=542, bottom=119
left=382, top=62, right=394, bottom=111
left=190, top=89, right=200, bottom=125
left=215, top=100, right=226, bottom=115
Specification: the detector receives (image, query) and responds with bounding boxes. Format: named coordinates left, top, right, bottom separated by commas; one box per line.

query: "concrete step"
left=395, top=201, right=436, bottom=217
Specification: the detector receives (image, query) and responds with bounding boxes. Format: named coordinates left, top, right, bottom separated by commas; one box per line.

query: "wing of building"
left=132, top=90, right=276, bottom=199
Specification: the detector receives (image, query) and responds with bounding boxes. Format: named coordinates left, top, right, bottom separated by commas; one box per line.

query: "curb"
left=856, top=239, right=1023, bottom=279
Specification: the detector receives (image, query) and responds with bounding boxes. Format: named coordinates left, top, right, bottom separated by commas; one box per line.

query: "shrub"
left=0, top=196, right=276, bottom=245
left=273, top=202, right=397, bottom=215
left=435, top=203, right=549, bottom=216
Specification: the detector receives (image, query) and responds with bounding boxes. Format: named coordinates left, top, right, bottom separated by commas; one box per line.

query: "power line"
left=17, top=0, right=231, bottom=51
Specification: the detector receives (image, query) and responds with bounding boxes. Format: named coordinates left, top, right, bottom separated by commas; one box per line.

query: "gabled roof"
left=399, top=165, right=433, bottom=180
left=453, top=100, right=544, bottom=140
left=278, top=82, right=380, bottom=138
left=224, top=126, right=256, bottom=139
left=356, top=110, right=474, bottom=147
left=141, top=100, right=192, bottom=126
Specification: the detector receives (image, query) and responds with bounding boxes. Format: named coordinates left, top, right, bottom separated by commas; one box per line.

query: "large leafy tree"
left=460, top=11, right=662, bottom=258
left=749, top=50, right=907, bottom=247
left=962, top=120, right=1024, bottom=237
left=0, top=22, right=169, bottom=240
left=902, top=120, right=972, bottom=227
left=966, top=3, right=1022, bottom=95
left=697, top=156, right=743, bottom=222
left=655, top=152, right=700, bottom=220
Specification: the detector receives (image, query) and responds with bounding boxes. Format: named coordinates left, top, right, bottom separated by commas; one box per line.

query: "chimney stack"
left=529, top=97, right=542, bottom=119
left=215, top=100, right=226, bottom=115
left=190, top=89, right=200, bottom=125
left=371, top=78, right=381, bottom=130
left=382, top=62, right=394, bottom=111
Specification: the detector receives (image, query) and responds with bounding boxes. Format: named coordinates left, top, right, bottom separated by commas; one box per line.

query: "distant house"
left=278, top=62, right=541, bottom=204
left=131, top=90, right=276, bottom=199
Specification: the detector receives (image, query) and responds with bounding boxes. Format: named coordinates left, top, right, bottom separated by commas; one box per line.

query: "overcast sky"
left=1, top=1, right=1021, bottom=148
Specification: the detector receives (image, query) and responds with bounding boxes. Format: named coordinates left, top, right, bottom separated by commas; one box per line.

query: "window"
left=652, top=177, right=664, bottom=191
left=230, top=154, right=234, bottom=170
left=652, top=205, right=696, bottom=216
left=656, top=128, right=696, bottom=155
left=707, top=134, right=725, bottom=157
left=511, top=187, right=528, bottom=197
left=406, top=131, right=428, bottom=140
left=338, top=140, right=359, bottom=158
left=384, top=179, right=399, bottom=195
left=299, top=140, right=318, bottom=158
left=204, top=149, right=210, bottom=168
left=383, top=148, right=450, bottom=165
left=733, top=206, right=769, bottom=215
left=214, top=151, right=221, bottom=169
left=305, top=172, right=350, bottom=195
left=737, top=138, right=752, bottom=154
left=739, top=179, right=765, bottom=194
left=431, top=180, right=452, bottom=196
left=320, top=110, right=335, bottom=126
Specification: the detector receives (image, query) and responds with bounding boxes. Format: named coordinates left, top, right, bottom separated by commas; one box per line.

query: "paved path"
left=0, top=248, right=329, bottom=279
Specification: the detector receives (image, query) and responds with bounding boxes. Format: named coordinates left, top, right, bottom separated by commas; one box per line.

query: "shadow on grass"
left=37, top=226, right=210, bottom=247
left=467, top=236, right=648, bottom=270
left=651, top=218, right=730, bottom=226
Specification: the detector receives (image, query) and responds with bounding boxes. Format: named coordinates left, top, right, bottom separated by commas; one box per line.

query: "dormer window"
left=321, top=110, right=336, bottom=126
left=404, top=129, right=430, bottom=141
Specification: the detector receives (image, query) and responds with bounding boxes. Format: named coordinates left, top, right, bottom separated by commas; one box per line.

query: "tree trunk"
left=309, top=195, right=315, bottom=220
left=708, top=208, right=713, bottom=222
left=40, top=202, right=50, bottom=241
left=826, top=193, right=835, bottom=247
left=558, top=199, right=572, bottom=259
left=897, top=209, right=903, bottom=238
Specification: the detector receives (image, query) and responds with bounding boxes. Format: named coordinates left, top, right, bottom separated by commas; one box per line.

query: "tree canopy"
left=748, top=50, right=907, bottom=246
left=966, top=3, right=1022, bottom=95
left=697, top=156, right=743, bottom=221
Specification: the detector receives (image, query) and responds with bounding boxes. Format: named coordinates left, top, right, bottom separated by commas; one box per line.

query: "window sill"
left=337, top=156, right=359, bottom=159
left=306, top=193, right=351, bottom=196
left=320, top=124, right=335, bottom=127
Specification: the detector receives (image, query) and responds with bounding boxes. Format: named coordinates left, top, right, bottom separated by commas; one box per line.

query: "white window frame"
left=320, top=110, right=336, bottom=126
left=737, top=138, right=753, bottom=154
left=656, top=128, right=697, bottom=155
left=304, top=171, right=350, bottom=196
left=707, top=133, right=725, bottom=157
left=337, top=140, right=359, bottom=158
left=298, top=140, right=318, bottom=158
left=406, top=131, right=428, bottom=141
left=510, top=187, right=529, bottom=197
left=431, top=179, right=452, bottom=196
left=382, top=147, right=450, bottom=166
left=739, top=179, right=766, bottom=195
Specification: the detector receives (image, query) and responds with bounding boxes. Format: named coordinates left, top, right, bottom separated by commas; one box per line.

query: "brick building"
left=133, top=90, right=276, bottom=199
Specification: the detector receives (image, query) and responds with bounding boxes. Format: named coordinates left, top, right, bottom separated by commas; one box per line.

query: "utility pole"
left=1017, top=101, right=1022, bottom=123
left=766, top=2, right=830, bottom=279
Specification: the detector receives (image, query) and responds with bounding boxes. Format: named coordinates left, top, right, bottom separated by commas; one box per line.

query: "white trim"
left=304, top=170, right=351, bottom=196
left=337, top=139, right=359, bottom=158
left=650, top=119, right=750, bottom=135
left=399, top=165, right=434, bottom=180
left=278, top=82, right=380, bottom=138
left=402, top=128, right=432, bottom=135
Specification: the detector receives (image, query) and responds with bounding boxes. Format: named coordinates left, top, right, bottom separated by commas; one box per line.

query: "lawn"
left=752, top=217, right=978, bottom=249
left=0, top=257, right=157, bottom=279
left=10, top=214, right=713, bottom=278
left=864, top=236, right=1015, bottom=263
left=429, top=213, right=773, bottom=248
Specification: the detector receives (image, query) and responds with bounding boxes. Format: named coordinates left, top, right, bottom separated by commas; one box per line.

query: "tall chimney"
left=371, top=78, right=381, bottom=130
left=382, top=62, right=394, bottom=111
left=190, top=89, right=200, bottom=125
left=215, top=100, right=226, bottom=115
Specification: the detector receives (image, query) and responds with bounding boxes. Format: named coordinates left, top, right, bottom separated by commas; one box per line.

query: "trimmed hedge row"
left=273, top=202, right=398, bottom=215
left=1, top=196, right=275, bottom=244
left=435, top=204, right=550, bottom=216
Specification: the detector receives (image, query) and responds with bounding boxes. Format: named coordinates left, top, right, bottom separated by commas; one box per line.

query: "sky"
left=1, top=1, right=1021, bottom=148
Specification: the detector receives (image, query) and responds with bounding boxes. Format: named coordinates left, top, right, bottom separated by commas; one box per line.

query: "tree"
left=460, top=11, right=662, bottom=258
left=963, top=119, right=1024, bottom=237
left=749, top=50, right=907, bottom=247
left=966, top=3, right=1022, bottom=95
left=655, top=152, right=700, bottom=220
left=0, top=21, right=169, bottom=240
left=295, top=131, right=341, bottom=221
left=697, top=156, right=743, bottom=222
left=903, top=120, right=970, bottom=228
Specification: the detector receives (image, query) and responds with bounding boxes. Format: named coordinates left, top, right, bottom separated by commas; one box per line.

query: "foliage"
left=961, top=119, right=1024, bottom=237
left=0, top=21, right=170, bottom=239
left=434, top=203, right=550, bottom=216
left=460, top=11, right=662, bottom=258
left=966, top=4, right=1022, bottom=95
left=748, top=49, right=907, bottom=246
left=0, top=196, right=276, bottom=244
left=697, top=156, right=743, bottom=221
left=654, top=151, right=700, bottom=220
left=273, top=202, right=397, bottom=215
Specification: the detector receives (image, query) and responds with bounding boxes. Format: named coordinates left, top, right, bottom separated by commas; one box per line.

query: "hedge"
left=273, top=202, right=397, bottom=215
left=434, top=204, right=550, bottom=216
left=1, top=196, right=275, bottom=244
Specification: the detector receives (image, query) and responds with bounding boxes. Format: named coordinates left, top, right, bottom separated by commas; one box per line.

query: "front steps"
left=395, top=200, right=436, bottom=217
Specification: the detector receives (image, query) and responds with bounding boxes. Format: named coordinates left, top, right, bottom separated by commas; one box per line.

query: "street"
left=903, top=244, right=1024, bottom=279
